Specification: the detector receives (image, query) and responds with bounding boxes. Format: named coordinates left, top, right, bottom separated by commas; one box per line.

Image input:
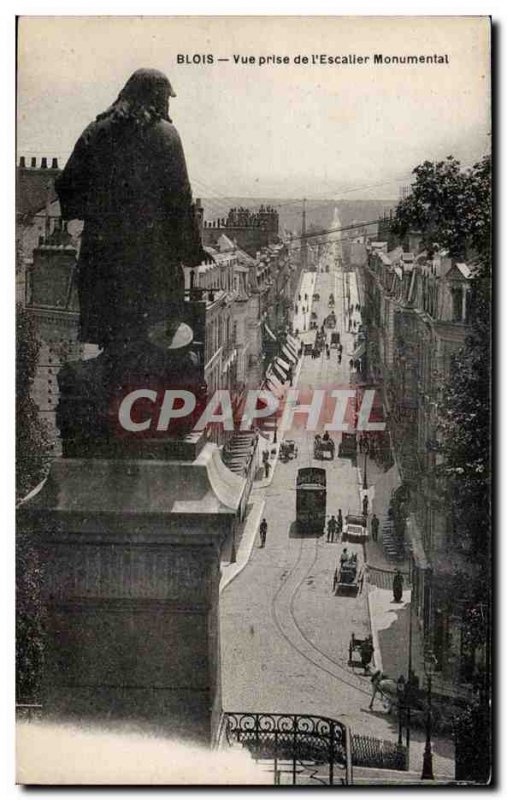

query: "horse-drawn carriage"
left=312, top=292, right=320, bottom=301
left=333, top=552, right=361, bottom=595
left=338, top=432, right=357, bottom=459
left=314, top=434, right=335, bottom=460
left=330, top=331, right=340, bottom=348
left=328, top=293, right=335, bottom=307
left=349, top=633, right=374, bottom=671
left=279, top=439, right=298, bottom=462
left=303, top=342, right=313, bottom=355
left=325, top=312, right=336, bottom=329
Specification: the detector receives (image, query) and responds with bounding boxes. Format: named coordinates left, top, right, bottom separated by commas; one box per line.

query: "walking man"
left=327, top=515, right=337, bottom=542
left=371, top=513, right=379, bottom=542
left=259, top=518, right=268, bottom=548
left=362, top=494, right=369, bottom=517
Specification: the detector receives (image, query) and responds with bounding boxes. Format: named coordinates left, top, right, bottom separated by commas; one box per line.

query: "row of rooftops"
left=368, top=240, right=473, bottom=281
left=366, top=238, right=475, bottom=326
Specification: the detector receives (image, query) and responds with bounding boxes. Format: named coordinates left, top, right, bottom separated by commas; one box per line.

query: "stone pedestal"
left=18, top=442, right=245, bottom=744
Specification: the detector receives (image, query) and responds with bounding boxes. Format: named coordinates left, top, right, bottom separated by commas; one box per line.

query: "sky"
left=17, top=16, right=491, bottom=201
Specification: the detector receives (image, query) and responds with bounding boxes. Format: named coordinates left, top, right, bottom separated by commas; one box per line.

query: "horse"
left=369, top=670, right=400, bottom=713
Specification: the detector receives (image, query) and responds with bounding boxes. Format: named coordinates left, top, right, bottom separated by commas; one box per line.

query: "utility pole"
left=301, top=198, right=308, bottom=271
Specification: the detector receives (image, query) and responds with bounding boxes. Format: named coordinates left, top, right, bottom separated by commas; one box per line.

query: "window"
left=451, top=287, right=463, bottom=322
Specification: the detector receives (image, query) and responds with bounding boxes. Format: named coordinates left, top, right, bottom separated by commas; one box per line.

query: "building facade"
left=361, top=235, right=481, bottom=697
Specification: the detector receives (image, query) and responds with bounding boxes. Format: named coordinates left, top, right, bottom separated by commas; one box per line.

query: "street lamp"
left=230, top=528, right=237, bottom=564
left=273, top=416, right=278, bottom=444
left=421, top=649, right=437, bottom=780
left=363, top=448, right=368, bottom=490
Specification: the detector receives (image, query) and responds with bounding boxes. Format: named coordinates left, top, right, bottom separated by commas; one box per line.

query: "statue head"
left=97, top=68, right=177, bottom=125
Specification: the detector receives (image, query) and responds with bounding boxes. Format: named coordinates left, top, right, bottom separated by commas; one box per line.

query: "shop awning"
left=286, top=334, right=298, bottom=350
left=264, top=377, right=284, bottom=399
left=282, top=344, right=297, bottom=364
left=271, top=356, right=290, bottom=383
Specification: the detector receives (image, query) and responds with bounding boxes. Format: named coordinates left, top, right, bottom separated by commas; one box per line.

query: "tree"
left=16, top=303, right=52, bottom=498
left=390, top=155, right=491, bottom=261
left=392, top=155, right=491, bottom=782
left=16, top=303, right=52, bottom=701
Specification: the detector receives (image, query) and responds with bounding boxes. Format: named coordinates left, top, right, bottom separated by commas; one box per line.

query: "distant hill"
left=199, top=197, right=397, bottom=238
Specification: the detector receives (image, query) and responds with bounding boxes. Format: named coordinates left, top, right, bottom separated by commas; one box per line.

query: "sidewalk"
left=366, top=584, right=455, bottom=778
left=220, top=498, right=265, bottom=592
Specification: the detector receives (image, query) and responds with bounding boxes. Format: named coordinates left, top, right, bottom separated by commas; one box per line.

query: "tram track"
left=270, top=527, right=372, bottom=700
left=268, top=258, right=373, bottom=700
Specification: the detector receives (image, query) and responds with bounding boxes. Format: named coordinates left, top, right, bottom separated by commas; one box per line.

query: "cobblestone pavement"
left=220, top=257, right=454, bottom=779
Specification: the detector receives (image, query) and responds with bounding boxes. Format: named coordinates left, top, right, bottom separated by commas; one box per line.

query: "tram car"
left=296, top=467, right=327, bottom=534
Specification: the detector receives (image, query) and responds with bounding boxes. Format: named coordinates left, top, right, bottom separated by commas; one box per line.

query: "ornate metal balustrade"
left=352, top=733, right=408, bottom=771
left=222, top=711, right=352, bottom=785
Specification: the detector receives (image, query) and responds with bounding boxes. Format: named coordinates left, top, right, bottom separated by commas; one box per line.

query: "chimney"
left=19, top=156, right=26, bottom=168
left=41, top=157, right=48, bottom=169
left=51, top=157, right=58, bottom=169
left=31, top=157, right=37, bottom=168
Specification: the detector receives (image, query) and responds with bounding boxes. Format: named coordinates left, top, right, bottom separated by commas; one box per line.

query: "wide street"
left=221, top=249, right=388, bottom=734
left=220, top=245, right=454, bottom=777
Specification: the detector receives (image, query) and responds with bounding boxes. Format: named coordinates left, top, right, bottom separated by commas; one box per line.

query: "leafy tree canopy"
left=391, top=155, right=491, bottom=263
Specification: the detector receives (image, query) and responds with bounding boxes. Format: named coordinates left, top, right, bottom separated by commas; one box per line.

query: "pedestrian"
left=326, top=346, right=330, bottom=359
left=264, top=459, right=271, bottom=480
left=287, top=365, right=293, bottom=386
left=259, top=518, right=268, bottom=548
left=349, top=358, right=354, bottom=370
left=337, top=509, right=343, bottom=538
left=371, top=513, right=379, bottom=542
left=327, top=515, right=337, bottom=542
left=392, top=569, right=404, bottom=602
left=338, top=352, right=342, bottom=365
left=362, top=494, right=369, bottom=517
left=340, top=547, right=349, bottom=565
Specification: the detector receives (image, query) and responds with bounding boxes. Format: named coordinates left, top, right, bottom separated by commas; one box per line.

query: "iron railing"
left=367, top=564, right=411, bottom=590
left=352, top=733, right=408, bottom=771
left=223, top=711, right=352, bottom=785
